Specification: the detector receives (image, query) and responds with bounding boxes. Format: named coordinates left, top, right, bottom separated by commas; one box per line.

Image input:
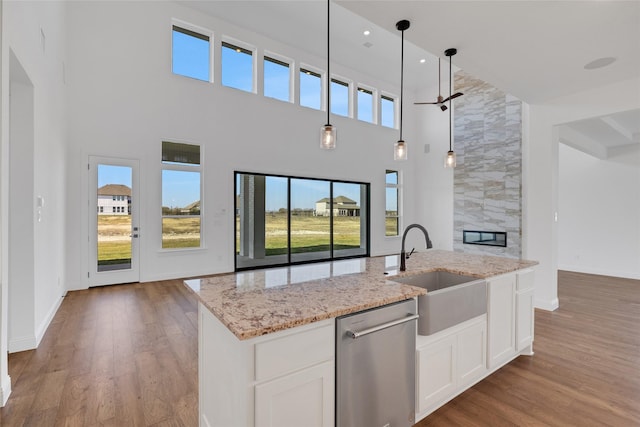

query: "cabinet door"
left=416, top=335, right=457, bottom=414
left=487, top=274, right=516, bottom=369
left=255, top=361, right=334, bottom=427
left=516, top=288, right=534, bottom=351
left=457, top=319, right=487, bottom=388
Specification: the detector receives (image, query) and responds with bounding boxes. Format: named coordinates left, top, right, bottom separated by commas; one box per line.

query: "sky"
left=236, top=174, right=365, bottom=212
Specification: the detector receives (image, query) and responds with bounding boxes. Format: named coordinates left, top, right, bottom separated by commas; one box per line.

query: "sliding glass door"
left=235, top=172, right=369, bottom=271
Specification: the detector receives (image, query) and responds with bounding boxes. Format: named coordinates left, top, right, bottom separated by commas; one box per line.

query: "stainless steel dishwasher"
left=336, top=299, right=418, bottom=427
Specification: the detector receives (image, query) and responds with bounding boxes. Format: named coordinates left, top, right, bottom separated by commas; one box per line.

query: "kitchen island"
left=184, top=250, right=538, bottom=427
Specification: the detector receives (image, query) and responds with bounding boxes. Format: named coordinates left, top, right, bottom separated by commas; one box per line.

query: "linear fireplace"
left=463, top=230, right=507, bottom=247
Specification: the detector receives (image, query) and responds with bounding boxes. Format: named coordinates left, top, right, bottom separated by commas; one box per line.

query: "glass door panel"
left=290, top=178, right=330, bottom=263
left=97, top=164, right=132, bottom=272
left=332, top=182, right=368, bottom=258
left=89, top=157, right=139, bottom=285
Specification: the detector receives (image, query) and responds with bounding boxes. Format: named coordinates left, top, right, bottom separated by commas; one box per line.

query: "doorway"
left=88, top=156, right=140, bottom=286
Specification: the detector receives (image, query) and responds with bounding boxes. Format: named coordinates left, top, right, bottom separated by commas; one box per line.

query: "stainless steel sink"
left=390, top=271, right=487, bottom=336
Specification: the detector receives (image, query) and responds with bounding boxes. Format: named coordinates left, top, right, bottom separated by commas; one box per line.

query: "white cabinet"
left=516, top=269, right=535, bottom=352
left=255, top=361, right=334, bottom=427
left=457, top=319, right=487, bottom=388
left=487, top=273, right=517, bottom=369
left=198, top=303, right=334, bottom=427
left=416, top=334, right=457, bottom=414
left=416, top=315, right=487, bottom=419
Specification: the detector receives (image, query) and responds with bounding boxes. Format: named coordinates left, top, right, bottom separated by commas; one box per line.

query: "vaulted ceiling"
left=180, top=1, right=640, bottom=160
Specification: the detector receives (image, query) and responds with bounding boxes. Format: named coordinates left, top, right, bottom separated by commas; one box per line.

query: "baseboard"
left=558, top=264, right=640, bottom=280
left=35, top=295, right=64, bottom=347
left=535, top=297, right=559, bottom=312
left=0, top=374, right=11, bottom=407
left=8, top=334, right=37, bottom=353
left=10, top=295, right=64, bottom=353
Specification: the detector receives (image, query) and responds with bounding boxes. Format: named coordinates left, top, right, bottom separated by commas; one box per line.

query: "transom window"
left=235, top=172, right=370, bottom=271
left=221, top=41, right=254, bottom=92
left=381, top=95, right=396, bottom=128
left=264, top=55, right=291, bottom=102
left=300, top=67, right=321, bottom=110
left=357, top=87, right=374, bottom=123
left=331, top=78, right=350, bottom=117
left=172, top=25, right=210, bottom=82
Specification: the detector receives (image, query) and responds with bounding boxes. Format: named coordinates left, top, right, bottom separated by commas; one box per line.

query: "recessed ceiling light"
left=420, top=59, right=426, bottom=63
left=363, top=30, right=371, bottom=36
left=584, top=57, right=616, bottom=70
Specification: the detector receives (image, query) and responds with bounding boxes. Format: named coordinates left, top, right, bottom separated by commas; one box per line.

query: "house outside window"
left=98, top=184, right=131, bottom=216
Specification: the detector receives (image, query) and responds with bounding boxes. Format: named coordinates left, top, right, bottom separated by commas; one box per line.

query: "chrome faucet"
left=400, top=224, right=433, bottom=271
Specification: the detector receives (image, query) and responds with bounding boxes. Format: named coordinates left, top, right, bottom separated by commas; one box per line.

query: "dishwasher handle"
left=346, top=314, right=419, bottom=339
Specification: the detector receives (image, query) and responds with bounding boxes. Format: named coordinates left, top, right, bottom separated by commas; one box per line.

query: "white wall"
left=64, top=1, right=422, bottom=289
left=412, top=82, right=454, bottom=251
left=525, top=76, right=640, bottom=310
left=558, top=143, right=640, bottom=279
left=0, top=0, right=68, bottom=403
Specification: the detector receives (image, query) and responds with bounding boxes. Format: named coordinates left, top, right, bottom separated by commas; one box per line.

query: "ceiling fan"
left=415, top=48, right=463, bottom=111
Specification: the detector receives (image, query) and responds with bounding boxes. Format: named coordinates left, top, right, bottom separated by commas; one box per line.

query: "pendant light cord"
left=399, top=28, right=404, bottom=141
left=326, top=0, right=330, bottom=125
left=448, top=52, right=452, bottom=151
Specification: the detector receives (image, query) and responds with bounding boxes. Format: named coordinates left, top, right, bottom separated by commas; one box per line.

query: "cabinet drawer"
left=255, top=323, right=334, bottom=382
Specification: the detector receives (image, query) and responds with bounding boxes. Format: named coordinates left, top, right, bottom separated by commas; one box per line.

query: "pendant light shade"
left=321, top=124, right=336, bottom=150
left=445, top=150, right=457, bottom=168
left=444, top=48, right=457, bottom=168
left=394, top=140, right=407, bottom=160
left=394, top=19, right=410, bottom=161
left=320, top=0, right=336, bottom=150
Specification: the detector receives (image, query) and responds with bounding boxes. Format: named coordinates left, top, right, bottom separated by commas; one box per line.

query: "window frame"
left=171, top=20, right=213, bottom=83
left=234, top=171, right=370, bottom=271
left=221, top=38, right=257, bottom=93
left=161, top=141, right=203, bottom=250
left=385, top=169, right=401, bottom=237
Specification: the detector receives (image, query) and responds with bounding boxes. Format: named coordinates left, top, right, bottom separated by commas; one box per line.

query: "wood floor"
left=416, top=271, right=640, bottom=427
left=1, top=271, right=638, bottom=426
left=0, top=280, right=199, bottom=426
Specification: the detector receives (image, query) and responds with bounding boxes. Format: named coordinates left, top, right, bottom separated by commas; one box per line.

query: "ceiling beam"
left=558, top=125, right=608, bottom=160
left=600, top=116, right=635, bottom=143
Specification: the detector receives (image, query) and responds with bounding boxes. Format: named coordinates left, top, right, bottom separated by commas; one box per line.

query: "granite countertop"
left=183, top=249, right=538, bottom=340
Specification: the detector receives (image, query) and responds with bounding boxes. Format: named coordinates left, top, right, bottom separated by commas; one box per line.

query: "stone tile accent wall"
left=453, top=71, right=523, bottom=258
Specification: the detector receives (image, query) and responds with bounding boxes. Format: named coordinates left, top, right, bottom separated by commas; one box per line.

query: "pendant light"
left=394, top=20, right=410, bottom=161
left=444, top=48, right=457, bottom=168
left=320, top=0, right=336, bottom=149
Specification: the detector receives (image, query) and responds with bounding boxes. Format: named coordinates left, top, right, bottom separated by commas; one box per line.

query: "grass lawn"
left=97, top=215, right=201, bottom=264
left=98, top=212, right=376, bottom=264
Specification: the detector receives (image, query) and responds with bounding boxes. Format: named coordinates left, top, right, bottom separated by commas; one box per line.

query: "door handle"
left=346, top=314, right=419, bottom=339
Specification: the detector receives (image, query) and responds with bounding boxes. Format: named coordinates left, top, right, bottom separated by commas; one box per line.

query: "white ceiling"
left=179, top=0, right=640, bottom=160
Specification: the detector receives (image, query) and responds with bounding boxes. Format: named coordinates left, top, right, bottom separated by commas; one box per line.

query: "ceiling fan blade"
left=414, top=101, right=439, bottom=105
left=441, top=92, right=464, bottom=103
